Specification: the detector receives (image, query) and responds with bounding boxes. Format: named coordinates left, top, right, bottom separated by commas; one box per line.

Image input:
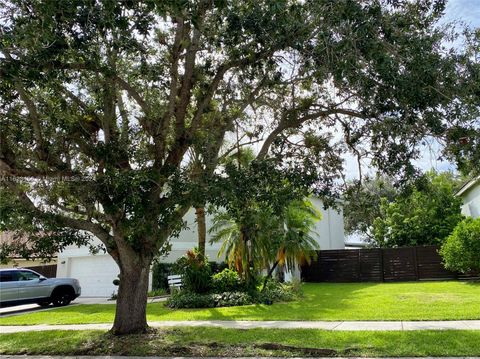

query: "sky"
left=444, top=0, right=480, bottom=27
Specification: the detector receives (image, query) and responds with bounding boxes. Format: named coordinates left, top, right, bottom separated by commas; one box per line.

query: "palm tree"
left=209, top=206, right=272, bottom=280
left=209, top=198, right=321, bottom=286
left=261, top=199, right=321, bottom=289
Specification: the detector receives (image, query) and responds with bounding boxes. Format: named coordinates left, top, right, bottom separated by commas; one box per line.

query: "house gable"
left=457, top=177, right=480, bottom=218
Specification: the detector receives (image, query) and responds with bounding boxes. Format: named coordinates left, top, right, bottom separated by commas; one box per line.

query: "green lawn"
left=1, top=281, right=479, bottom=325
left=2, top=328, right=480, bottom=357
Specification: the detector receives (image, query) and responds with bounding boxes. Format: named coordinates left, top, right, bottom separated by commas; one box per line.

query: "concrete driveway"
left=0, top=297, right=112, bottom=318
left=0, top=296, right=167, bottom=318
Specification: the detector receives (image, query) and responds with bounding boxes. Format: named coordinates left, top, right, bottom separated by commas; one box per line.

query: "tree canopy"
left=0, top=0, right=478, bottom=334
left=343, top=175, right=399, bottom=240
left=372, top=171, right=464, bottom=247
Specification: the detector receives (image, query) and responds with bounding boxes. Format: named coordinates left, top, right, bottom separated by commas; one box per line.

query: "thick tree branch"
left=9, top=183, right=113, bottom=246
left=0, top=159, right=78, bottom=178
left=173, top=1, right=209, bottom=136
left=257, top=108, right=366, bottom=159
left=13, top=82, right=44, bottom=150
left=117, top=92, right=130, bottom=145
left=154, top=17, right=185, bottom=165
left=63, top=88, right=100, bottom=120
left=115, top=76, right=150, bottom=115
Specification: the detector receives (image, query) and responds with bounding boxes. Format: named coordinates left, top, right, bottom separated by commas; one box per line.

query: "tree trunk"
left=111, top=256, right=151, bottom=335
left=196, top=206, right=206, bottom=257
left=262, top=260, right=280, bottom=291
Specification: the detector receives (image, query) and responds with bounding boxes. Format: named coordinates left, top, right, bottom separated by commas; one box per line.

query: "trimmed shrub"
left=257, top=280, right=301, bottom=304
left=166, top=291, right=215, bottom=308
left=212, top=291, right=253, bottom=307
left=166, top=290, right=253, bottom=309
left=212, top=268, right=241, bottom=293
left=174, top=249, right=212, bottom=293
left=441, top=217, right=480, bottom=273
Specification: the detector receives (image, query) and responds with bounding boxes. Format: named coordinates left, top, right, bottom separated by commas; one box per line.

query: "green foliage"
left=210, top=195, right=320, bottom=287
left=212, top=291, right=253, bottom=308
left=441, top=217, right=480, bottom=273
left=151, top=263, right=175, bottom=291
left=174, top=249, right=212, bottom=293
left=166, top=291, right=216, bottom=309
left=212, top=269, right=241, bottom=293
left=343, top=176, right=399, bottom=239
left=444, top=29, right=480, bottom=177
left=152, top=261, right=226, bottom=293
left=209, top=159, right=317, bottom=282
left=271, top=199, right=321, bottom=270
left=372, top=171, right=464, bottom=247
left=257, top=280, right=302, bottom=304
left=166, top=290, right=253, bottom=309
left=209, top=261, right=229, bottom=274
left=166, top=281, right=301, bottom=309
left=1, top=0, right=478, bottom=333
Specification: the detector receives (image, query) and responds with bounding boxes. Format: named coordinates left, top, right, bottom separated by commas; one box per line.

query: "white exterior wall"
left=460, top=182, right=480, bottom=218
left=57, top=239, right=153, bottom=297
left=309, top=198, right=345, bottom=250
left=162, top=209, right=225, bottom=263
left=158, top=198, right=345, bottom=263
left=57, top=198, right=345, bottom=296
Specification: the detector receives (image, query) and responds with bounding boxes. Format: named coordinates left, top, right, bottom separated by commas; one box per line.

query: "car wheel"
left=51, top=289, right=72, bottom=307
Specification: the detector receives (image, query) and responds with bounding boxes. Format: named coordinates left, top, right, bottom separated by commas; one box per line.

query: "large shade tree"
left=0, top=0, right=477, bottom=334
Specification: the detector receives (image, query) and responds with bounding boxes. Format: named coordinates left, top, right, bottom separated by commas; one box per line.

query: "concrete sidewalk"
left=2, top=319, right=480, bottom=333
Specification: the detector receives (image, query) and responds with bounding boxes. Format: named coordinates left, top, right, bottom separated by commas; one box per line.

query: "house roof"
left=456, top=176, right=480, bottom=197
left=0, top=231, right=57, bottom=259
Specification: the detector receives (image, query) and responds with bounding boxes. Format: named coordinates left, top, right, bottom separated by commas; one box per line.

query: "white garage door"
left=68, top=255, right=119, bottom=297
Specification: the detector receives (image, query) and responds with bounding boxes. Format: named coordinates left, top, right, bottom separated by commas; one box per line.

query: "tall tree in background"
left=344, top=176, right=399, bottom=241
left=372, top=171, right=464, bottom=247
left=1, top=0, right=478, bottom=334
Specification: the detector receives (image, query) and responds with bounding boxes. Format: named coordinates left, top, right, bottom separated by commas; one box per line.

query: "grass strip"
left=1, top=328, right=480, bottom=357
left=1, top=282, right=480, bottom=325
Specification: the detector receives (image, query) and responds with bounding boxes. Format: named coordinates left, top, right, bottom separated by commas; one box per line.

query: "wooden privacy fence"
left=25, top=264, right=57, bottom=278
left=301, top=245, right=476, bottom=282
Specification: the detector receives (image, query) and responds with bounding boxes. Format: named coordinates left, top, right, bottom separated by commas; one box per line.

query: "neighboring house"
left=456, top=176, right=480, bottom=219
left=0, top=232, right=58, bottom=276
left=57, top=197, right=345, bottom=297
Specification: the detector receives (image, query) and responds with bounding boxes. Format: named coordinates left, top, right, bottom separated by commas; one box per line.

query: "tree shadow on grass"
left=150, top=282, right=383, bottom=322
left=151, top=281, right=480, bottom=321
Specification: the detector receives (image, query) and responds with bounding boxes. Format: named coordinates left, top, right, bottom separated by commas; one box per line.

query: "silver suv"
left=0, top=268, right=81, bottom=308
